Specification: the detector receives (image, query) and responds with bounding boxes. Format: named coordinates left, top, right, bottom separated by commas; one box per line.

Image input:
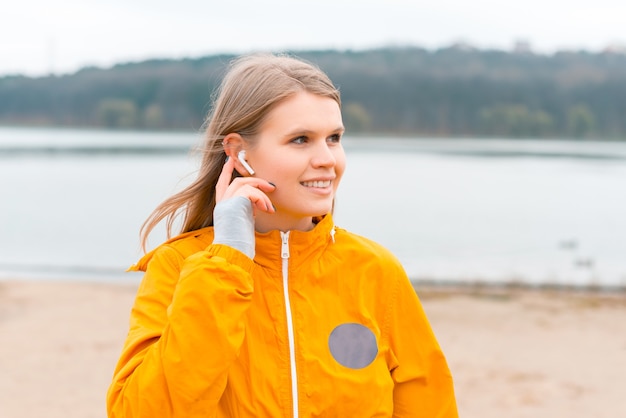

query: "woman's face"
left=246, top=91, right=345, bottom=232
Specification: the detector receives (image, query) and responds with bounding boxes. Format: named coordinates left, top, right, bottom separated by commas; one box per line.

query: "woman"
left=107, top=54, right=458, bottom=417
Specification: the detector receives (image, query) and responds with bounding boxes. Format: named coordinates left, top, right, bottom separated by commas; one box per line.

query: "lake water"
left=1, top=126, right=625, bottom=288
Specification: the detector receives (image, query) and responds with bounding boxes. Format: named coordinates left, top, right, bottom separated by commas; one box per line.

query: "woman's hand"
left=215, top=157, right=276, bottom=215
left=212, top=157, right=276, bottom=259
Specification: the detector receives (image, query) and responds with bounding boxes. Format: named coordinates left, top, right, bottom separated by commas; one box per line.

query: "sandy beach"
left=1, top=279, right=624, bottom=418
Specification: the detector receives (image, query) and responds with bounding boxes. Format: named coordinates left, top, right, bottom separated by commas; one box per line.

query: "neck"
left=254, top=212, right=315, bottom=234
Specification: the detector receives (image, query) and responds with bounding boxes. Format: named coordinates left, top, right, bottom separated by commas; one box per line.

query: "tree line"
left=1, top=46, right=625, bottom=139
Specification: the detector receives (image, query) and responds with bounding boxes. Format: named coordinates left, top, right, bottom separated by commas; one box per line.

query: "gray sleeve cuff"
left=212, top=196, right=255, bottom=259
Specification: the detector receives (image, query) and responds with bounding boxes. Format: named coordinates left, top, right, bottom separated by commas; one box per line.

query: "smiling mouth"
left=301, top=180, right=332, bottom=188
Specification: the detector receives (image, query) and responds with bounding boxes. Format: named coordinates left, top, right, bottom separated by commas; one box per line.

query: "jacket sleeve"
left=387, top=271, right=458, bottom=417
left=107, top=243, right=255, bottom=417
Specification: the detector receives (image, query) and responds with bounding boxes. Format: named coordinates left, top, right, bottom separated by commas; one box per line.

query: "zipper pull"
left=281, top=231, right=290, bottom=259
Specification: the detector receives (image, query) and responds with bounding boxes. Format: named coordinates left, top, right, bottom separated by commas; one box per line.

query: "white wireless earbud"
left=237, top=150, right=255, bottom=175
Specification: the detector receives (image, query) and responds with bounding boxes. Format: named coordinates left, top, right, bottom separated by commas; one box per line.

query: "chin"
left=285, top=197, right=335, bottom=219
left=308, top=203, right=334, bottom=218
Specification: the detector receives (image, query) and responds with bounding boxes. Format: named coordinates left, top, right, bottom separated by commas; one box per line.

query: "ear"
left=222, top=133, right=244, bottom=156
left=222, top=133, right=252, bottom=176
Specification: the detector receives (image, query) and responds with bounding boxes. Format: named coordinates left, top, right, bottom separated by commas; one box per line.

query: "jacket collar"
left=253, top=214, right=336, bottom=270
left=130, top=214, right=336, bottom=272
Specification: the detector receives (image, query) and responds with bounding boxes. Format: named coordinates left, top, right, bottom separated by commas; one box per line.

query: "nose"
left=311, top=141, right=336, bottom=168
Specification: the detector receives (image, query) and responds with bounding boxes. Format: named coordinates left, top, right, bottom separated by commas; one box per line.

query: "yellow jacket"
left=107, top=215, right=457, bottom=417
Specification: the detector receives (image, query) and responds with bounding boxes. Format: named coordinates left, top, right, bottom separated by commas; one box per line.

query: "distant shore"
left=414, top=278, right=626, bottom=294
left=1, top=279, right=625, bottom=418
left=3, top=47, right=626, bottom=139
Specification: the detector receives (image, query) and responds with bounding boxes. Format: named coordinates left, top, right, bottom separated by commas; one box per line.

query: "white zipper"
left=281, top=231, right=299, bottom=418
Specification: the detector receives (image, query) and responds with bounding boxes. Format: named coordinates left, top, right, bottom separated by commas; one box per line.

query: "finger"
left=215, top=157, right=235, bottom=202
left=222, top=177, right=276, bottom=200
left=256, top=181, right=276, bottom=194
left=229, top=177, right=275, bottom=192
left=245, top=188, right=275, bottom=214
left=249, top=195, right=273, bottom=214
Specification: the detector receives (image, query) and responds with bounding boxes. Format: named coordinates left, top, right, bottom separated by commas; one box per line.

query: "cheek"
left=334, top=151, right=347, bottom=185
left=256, top=157, right=296, bottom=185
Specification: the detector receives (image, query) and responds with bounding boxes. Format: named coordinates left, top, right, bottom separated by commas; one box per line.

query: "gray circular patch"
left=328, top=323, right=378, bottom=369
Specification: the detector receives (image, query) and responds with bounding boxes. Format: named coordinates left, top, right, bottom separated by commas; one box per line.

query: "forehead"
left=262, top=91, right=343, bottom=132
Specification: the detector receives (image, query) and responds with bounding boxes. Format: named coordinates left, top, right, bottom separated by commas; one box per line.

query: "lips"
left=301, top=180, right=332, bottom=188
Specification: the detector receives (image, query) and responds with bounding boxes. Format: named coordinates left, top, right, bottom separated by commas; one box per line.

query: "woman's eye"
left=328, top=134, right=342, bottom=143
left=291, top=136, right=307, bottom=144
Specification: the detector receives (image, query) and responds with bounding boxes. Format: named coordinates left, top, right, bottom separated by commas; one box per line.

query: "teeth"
left=302, top=180, right=331, bottom=188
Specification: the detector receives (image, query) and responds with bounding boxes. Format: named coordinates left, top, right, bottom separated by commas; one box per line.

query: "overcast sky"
left=2, top=0, right=625, bottom=77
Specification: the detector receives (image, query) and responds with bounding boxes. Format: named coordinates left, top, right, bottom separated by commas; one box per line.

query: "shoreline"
left=413, top=278, right=626, bottom=296
left=1, top=279, right=625, bottom=417
left=3, top=270, right=625, bottom=293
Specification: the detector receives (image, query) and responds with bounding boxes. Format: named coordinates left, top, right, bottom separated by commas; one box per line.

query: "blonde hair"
left=140, top=53, right=341, bottom=250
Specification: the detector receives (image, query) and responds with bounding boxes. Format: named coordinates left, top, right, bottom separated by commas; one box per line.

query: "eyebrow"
left=285, top=126, right=345, bottom=137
